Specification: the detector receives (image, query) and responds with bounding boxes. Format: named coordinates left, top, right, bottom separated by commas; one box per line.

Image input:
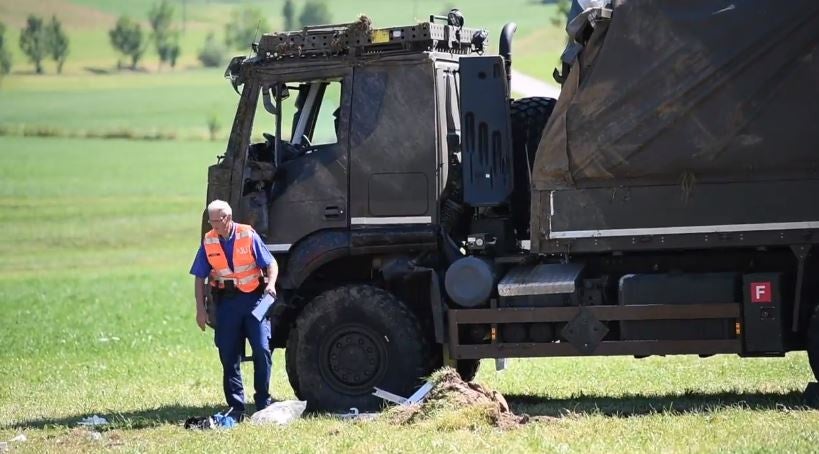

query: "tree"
left=19, top=15, right=48, bottom=74
left=45, top=16, right=69, bottom=74
left=282, top=0, right=295, bottom=31
left=109, top=16, right=144, bottom=70
left=149, top=0, right=178, bottom=68
left=224, top=6, right=269, bottom=51
left=550, top=0, right=572, bottom=27
left=299, top=1, right=333, bottom=28
left=198, top=32, right=226, bottom=67
left=157, top=31, right=181, bottom=69
left=148, top=0, right=174, bottom=40
left=0, top=22, right=12, bottom=78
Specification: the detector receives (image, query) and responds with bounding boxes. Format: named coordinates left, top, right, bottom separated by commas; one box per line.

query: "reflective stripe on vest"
left=203, top=223, right=262, bottom=293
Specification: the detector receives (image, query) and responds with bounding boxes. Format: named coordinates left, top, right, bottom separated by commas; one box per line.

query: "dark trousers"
left=214, top=291, right=272, bottom=414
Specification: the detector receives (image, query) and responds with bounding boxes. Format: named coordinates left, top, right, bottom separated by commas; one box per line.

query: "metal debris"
left=373, top=379, right=434, bottom=406
left=336, top=407, right=378, bottom=421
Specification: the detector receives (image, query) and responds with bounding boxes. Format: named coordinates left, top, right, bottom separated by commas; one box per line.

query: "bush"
left=157, top=32, right=180, bottom=69
left=198, top=32, right=226, bottom=68
left=282, top=0, right=295, bottom=31
left=110, top=16, right=144, bottom=69
left=298, top=0, right=332, bottom=28
left=225, top=6, right=270, bottom=50
left=149, top=0, right=181, bottom=69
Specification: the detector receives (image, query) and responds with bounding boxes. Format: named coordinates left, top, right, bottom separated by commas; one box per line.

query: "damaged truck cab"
left=204, top=3, right=819, bottom=412
left=207, top=16, right=490, bottom=410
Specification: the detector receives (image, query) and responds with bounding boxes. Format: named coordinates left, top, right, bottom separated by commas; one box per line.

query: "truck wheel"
left=285, top=324, right=301, bottom=397
left=456, top=359, right=480, bottom=382
left=510, top=96, right=556, bottom=237
left=289, top=285, right=433, bottom=412
left=808, top=306, right=819, bottom=381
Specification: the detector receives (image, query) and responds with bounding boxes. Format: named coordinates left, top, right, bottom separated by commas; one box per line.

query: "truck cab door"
left=235, top=74, right=351, bottom=251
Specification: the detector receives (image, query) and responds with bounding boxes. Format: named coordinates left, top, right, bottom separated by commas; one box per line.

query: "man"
left=190, top=199, right=278, bottom=420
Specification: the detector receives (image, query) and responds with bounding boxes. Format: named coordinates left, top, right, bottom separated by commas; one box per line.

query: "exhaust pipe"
left=499, top=22, right=517, bottom=98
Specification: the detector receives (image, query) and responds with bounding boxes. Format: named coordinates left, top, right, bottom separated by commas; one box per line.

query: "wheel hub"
left=320, top=324, right=387, bottom=393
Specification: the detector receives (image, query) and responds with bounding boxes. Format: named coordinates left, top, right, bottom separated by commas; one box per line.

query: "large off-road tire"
left=456, top=359, right=480, bottom=382
left=510, top=96, right=556, bottom=237
left=807, top=306, right=819, bottom=382
left=285, top=324, right=301, bottom=397
left=288, top=285, right=433, bottom=412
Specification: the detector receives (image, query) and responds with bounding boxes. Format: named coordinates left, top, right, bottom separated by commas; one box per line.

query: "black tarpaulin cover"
left=532, top=0, right=819, bottom=190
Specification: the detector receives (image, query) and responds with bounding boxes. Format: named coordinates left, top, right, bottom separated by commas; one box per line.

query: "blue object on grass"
left=212, top=411, right=239, bottom=428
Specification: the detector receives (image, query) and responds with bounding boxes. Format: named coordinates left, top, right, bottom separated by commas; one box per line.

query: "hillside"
left=0, top=0, right=566, bottom=74
left=0, top=0, right=565, bottom=140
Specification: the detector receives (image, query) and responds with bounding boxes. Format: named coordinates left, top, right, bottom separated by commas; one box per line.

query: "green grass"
left=1, top=136, right=818, bottom=451
left=2, top=2, right=812, bottom=451
left=0, top=136, right=216, bottom=276
left=0, top=0, right=562, bottom=140
left=1, top=0, right=566, bottom=74
left=0, top=69, right=238, bottom=139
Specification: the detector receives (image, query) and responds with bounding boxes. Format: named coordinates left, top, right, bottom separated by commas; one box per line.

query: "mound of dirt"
left=385, top=367, right=529, bottom=430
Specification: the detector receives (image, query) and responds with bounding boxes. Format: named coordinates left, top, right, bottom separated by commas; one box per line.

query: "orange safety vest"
left=203, top=223, right=263, bottom=293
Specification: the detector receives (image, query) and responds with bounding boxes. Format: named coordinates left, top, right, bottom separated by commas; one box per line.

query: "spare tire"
left=510, top=96, right=556, bottom=238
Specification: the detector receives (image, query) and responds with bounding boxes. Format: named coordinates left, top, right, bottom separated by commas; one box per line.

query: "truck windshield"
left=251, top=80, right=340, bottom=165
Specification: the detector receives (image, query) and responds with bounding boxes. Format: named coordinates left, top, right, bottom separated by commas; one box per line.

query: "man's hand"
left=264, top=283, right=277, bottom=297
left=196, top=308, right=208, bottom=331
left=194, top=277, right=208, bottom=331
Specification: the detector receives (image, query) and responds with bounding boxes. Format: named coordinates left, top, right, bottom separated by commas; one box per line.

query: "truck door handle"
left=324, top=206, right=344, bottom=219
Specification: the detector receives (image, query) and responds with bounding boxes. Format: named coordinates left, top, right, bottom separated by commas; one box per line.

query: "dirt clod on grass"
left=385, top=367, right=529, bottom=430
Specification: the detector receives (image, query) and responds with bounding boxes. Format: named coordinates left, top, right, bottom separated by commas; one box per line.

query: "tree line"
left=0, top=15, right=69, bottom=77
left=0, top=0, right=332, bottom=77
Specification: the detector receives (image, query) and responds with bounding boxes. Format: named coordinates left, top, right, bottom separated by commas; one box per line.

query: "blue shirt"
left=190, top=225, right=275, bottom=279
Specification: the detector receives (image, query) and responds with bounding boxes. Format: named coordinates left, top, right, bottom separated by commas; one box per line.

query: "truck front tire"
left=808, top=306, right=819, bottom=382
left=287, top=285, right=433, bottom=412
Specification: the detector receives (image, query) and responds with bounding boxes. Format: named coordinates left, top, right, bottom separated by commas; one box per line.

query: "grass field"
left=0, top=0, right=565, bottom=75
left=1, top=135, right=818, bottom=451
left=0, top=0, right=563, bottom=140
left=2, top=1, right=818, bottom=452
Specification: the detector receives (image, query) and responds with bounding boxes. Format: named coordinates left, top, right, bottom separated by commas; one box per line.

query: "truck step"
left=497, top=263, right=584, bottom=297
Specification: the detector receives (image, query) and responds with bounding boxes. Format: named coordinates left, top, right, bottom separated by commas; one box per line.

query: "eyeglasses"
left=207, top=214, right=228, bottom=225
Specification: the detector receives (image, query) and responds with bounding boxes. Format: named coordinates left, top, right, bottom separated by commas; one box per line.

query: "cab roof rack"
left=256, top=15, right=487, bottom=59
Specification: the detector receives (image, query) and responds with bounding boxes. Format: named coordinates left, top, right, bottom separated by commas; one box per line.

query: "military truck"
left=204, top=1, right=819, bottom=411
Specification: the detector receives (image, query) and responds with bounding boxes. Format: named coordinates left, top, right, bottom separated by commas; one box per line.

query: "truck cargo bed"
left=533, top=179, right=819, bottom=254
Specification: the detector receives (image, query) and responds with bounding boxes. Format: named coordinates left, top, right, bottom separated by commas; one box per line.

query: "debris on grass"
left=336, top=407, right=379, bottom=422
left=250, top=400, right=307, bottom=426
left=77, top=415, right=109, bottom=427
left=184, top=416, right=216, bottom=430
left=0, top=441, right=8, bottom=452
left=384, top=367, right=529, bottom=430
left=9, top=434, right=26, bottom=443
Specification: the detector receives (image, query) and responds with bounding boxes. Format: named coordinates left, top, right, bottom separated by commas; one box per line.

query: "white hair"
left=207, top=199, right=232, bottom=216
